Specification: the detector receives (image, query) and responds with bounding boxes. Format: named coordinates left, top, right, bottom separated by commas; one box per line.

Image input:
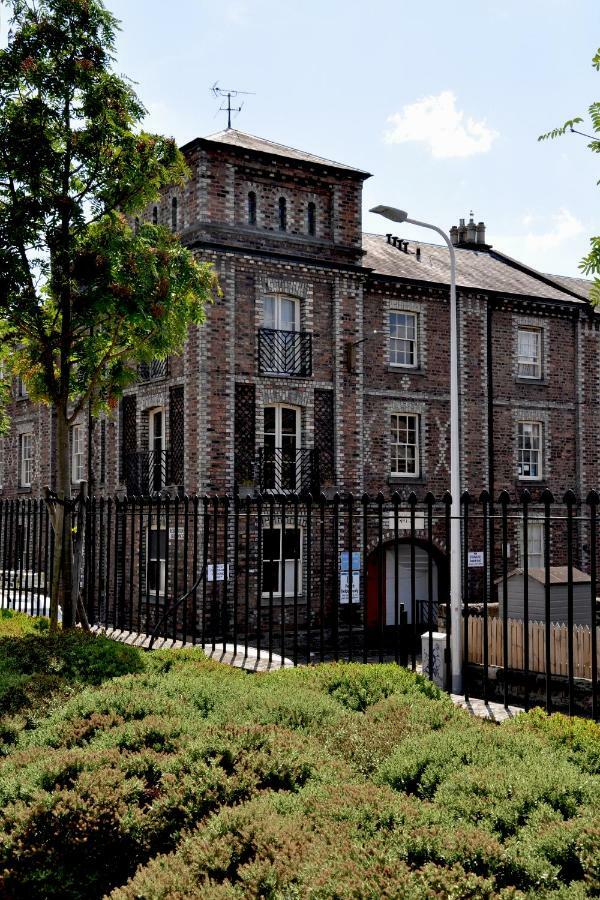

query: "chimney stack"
left=449, top=213, right=490, bottom=250
left=466, top=212, right=477, bottom=244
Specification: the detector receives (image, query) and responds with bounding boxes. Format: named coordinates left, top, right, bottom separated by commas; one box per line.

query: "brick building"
left=1, top=128, right=596, bottom=634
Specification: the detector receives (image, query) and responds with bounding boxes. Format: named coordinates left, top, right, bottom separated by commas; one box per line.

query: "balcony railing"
left=138, top=358, right=169, bottom=382
left=124, top=450, right=178, bottom=495
left=257, top=447, right=320, bottom=496
left=258, top=328, right=312, bottom=377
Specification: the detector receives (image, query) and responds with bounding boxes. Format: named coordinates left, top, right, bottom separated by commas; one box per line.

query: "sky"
left=2, top=0, right=599, bottom=277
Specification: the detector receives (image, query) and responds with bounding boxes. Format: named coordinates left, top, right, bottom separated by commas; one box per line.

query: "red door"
left=366, top=552, right=384, bottom=629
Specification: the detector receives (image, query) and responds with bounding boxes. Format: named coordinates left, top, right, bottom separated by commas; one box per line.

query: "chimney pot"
left=391, top=236, right=398, bottom=247
left=450, top=225, right=459, bottom=247
left=467, top=218, right=477, bottom=243
left=386, top=233, right=392, bottom=244
left=402, top=241, right=409, bottom=252
left=476, top=221, right=486, bottom=244
left=416, top=246, right=421, bottom=261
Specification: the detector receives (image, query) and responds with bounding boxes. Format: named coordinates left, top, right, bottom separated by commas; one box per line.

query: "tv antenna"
left=211, top=83, right=254, bottom=129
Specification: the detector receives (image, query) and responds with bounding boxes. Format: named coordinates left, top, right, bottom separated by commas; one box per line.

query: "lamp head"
left=370, top=205, right=408, bottom=224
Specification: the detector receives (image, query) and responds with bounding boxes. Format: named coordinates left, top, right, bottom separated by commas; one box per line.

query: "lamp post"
left=370, top=205, right=462, bottom=693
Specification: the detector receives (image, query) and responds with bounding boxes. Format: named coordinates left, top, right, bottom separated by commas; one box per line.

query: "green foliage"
left=507, top=708, right=600, bottom=775
left=0, top=613, right=145, bottom=719
left=539, top=47, right=600, bottom=304
left=0, top=0, right=218, bottom=482
left=0, top=648, right=599, bottom=898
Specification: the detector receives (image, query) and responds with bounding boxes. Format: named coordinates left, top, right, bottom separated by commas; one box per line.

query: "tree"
left=0, top=0, right=219, bottom=629
left=539, top=47, right=600, bottom=305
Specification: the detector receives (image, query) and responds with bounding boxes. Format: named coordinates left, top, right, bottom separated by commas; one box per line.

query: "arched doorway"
left=366, top=539, right=446, bottom=638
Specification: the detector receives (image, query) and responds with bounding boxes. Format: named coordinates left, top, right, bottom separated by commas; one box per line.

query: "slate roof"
left=543, top=273, right=593, bottom=301
left=201, top=129, right=371, bottom=177
left=362, top=233, right=586, bottom=303
left=498, top=567, right=591, bottom=585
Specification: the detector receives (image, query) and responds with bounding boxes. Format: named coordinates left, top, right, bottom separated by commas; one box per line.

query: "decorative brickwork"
left=314, top=389, right=335, bottom=484
left=120, top=396, right=137, bottom=485
left=235, top=383, right=256, bottom=484
left=169, top=386, right=184, bottom=488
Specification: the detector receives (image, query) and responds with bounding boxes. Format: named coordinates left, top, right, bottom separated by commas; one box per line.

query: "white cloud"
left=520, top=209, right=584, bottom=253
left=495, top=209, right=585, bottom=272
left=384, top=90, right=498, bottom=159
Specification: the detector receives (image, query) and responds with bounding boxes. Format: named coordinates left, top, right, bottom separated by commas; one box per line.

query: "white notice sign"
left=339, top=572, right=361, bottom=605
left=206, top=564, right=230, bottom=582
left=386, top=514, right=425, bottom=532
left=468, top=551, right=484, bottom=568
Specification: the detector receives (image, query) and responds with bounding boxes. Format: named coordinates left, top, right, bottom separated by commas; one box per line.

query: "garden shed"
left=497, top=567, right=593, bottom=626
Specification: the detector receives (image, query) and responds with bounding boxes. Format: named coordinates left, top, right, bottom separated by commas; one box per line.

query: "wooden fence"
left=467, top=616, right=600, bottom=680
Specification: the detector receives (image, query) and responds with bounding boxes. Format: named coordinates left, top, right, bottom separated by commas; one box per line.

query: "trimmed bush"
left=0, top=651, right=598, bottom=898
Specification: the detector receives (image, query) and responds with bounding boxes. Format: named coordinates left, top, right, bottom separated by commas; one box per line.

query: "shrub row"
left=0, top=629, right=598, bottom=898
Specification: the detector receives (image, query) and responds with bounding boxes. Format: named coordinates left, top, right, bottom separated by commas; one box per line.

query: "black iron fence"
left=0, top=489, right=598, bottom=718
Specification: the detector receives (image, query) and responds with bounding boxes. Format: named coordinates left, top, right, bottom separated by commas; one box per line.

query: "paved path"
left=90, top=625, right=294, bottom=671
left=450, top=694, right=523, bottom=722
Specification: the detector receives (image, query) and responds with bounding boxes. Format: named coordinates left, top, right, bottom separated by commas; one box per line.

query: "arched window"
left=278, top=196, right=287, bottom=232
left=171, top=197, right=178, bottom=232
left=248, top=191, right=257, bottom=226
left=307, top=202, right=316, bottom=236
left=152, top=206, right=158, bottom=225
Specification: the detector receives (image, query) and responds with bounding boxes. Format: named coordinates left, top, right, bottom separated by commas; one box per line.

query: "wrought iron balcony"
left=124, top=450, right=180, bottom=496
left=257, top=447, right=320, bottom=496
left=138, top=358, right=169, bottom=382
left=258, top=328, right=312, bottom=377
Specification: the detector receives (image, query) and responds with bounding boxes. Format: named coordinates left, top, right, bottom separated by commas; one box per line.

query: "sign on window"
left=339, top=572, right=361, bottom=605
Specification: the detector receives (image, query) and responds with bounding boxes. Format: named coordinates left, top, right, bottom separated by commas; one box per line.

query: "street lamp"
left=370, top=204, right=462, bottom=693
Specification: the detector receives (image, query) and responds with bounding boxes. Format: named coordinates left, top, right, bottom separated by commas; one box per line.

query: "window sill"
left=515, top=377, right=546, bottom=385
left=388, top=474, right=425, bottom=485
left=17, top=486, right=32, bottom=494
left=258, top=371, right=312, bottom=379
left=261, top=594, right=306, bottom=605
left=389, top=366, right=425, bottom=376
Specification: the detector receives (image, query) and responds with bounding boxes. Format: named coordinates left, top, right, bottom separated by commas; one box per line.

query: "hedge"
left=0, top=624, right=598, bottom=898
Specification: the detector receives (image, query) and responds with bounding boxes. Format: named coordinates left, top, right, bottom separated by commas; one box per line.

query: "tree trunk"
left=49, top=403, right=76, bottom=629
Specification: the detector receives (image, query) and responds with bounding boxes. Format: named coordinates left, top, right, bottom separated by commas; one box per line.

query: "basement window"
left=262, top=526, right=302, bottom=597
